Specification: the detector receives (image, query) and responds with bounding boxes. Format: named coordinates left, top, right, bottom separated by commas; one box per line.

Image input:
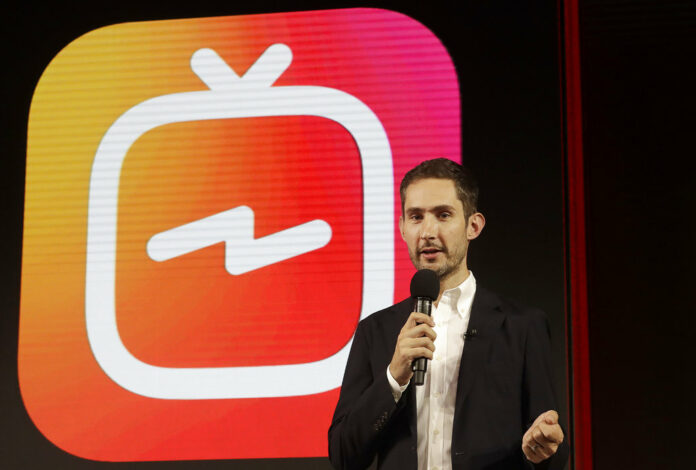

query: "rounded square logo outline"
left=19, top=7, right=461, bottom=461
left=85, top=43, right=394, bottom=399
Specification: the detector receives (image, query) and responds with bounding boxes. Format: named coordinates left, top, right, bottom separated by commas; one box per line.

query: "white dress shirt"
left=387, top=272, right=476, bottom=470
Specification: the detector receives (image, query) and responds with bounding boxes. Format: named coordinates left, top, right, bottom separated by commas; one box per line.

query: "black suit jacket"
left=328, top=286, right=569, bottom=470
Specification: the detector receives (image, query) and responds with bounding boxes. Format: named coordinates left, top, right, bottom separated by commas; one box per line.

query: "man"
left=328, top=159, right=569, bottom=470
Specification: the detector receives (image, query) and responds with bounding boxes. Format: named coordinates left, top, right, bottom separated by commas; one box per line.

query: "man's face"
left=399, top=178, right=471, bottom=281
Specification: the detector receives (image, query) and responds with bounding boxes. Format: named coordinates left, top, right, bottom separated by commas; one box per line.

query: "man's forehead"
left=403, top=178, right=461, bottom=210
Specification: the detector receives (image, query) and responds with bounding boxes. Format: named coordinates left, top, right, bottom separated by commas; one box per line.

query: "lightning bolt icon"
left=146, top=206, right=332, bottom=275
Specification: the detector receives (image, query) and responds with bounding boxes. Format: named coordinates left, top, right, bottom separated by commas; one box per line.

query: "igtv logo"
left=19, top=8, right=459, bottom=461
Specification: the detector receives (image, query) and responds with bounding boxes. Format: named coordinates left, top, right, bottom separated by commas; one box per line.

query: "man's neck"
left=436, top=266, right=470, bottom=304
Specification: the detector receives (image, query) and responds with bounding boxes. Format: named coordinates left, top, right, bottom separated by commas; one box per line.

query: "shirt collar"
left=438, top=271, right=477, bottom=320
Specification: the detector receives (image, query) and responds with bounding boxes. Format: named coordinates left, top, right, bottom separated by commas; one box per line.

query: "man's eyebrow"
left=431, top=204, right=456, bottom=212
left=405, top=204, right=456, bottom=213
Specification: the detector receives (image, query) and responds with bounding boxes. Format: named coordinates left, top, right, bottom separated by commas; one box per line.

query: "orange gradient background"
left=19, top=8, right=460, bottom=461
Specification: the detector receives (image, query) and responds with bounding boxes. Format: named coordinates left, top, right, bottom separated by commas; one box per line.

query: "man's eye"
left=439, top=212, right=451, bottom=219
left=409, top=214, right=422, bottom=221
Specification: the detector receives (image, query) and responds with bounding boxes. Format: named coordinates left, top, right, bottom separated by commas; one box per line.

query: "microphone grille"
left=410, top=269, right=440, bottom=300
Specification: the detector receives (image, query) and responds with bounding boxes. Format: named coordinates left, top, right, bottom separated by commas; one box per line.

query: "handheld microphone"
left=409, top=269, right=440, bottom=386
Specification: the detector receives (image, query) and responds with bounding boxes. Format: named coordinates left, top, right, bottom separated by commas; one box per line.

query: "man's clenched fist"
left=388, top=312, right=436, bottom=386
left=522, top=410, right=564, bottom=464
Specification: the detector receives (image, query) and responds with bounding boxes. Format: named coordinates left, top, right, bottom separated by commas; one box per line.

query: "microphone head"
left=410, top=269, right=440, bottom=300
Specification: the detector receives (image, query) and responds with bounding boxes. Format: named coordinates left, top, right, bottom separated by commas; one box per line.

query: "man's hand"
left=388, top=312, right=436, bottom=386
left=522, top=410, right=564, bottom=464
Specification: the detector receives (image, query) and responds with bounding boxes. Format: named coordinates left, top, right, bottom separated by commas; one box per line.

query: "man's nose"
left=419, top=215, right=437, bottom=239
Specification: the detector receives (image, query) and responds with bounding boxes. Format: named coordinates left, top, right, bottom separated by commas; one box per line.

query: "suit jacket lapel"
left=454, top=286, right=505, bottom=411
left=401, top=289, right=506, bottom=442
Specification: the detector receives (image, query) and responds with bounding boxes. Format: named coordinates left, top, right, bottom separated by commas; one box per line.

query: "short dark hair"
left=399, top=158, right=479, bottom=216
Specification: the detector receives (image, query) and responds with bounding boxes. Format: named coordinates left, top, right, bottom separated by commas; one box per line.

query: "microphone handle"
left=412, top=296, right=433, bottom=386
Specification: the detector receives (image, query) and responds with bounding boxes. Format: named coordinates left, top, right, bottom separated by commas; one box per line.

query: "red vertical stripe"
left=563, top=0, right=593, bottom=469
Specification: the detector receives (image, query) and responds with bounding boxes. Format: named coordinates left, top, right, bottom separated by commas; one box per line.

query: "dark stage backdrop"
left=579, top=1, right=696, bottom=469
left=2, top=1, right=569, bottom=468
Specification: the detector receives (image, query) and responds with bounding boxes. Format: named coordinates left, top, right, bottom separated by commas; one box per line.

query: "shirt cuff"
left=386, top=367, right=409, bottom=402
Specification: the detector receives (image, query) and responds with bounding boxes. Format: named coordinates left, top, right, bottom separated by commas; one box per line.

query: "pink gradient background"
left=20, top=8, right=460, bottom=461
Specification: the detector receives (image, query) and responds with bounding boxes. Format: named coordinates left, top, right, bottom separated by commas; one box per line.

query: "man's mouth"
left=419, top=246, right=444, bottom=260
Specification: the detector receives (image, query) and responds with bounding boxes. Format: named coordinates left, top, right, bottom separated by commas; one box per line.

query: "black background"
left=7, top=1, right=564, bottom=468
left=6, top=0, right=694, bottom=469
left=2, top=1, right=566, bottom=468
left=579, top=0, right=696, bottom=469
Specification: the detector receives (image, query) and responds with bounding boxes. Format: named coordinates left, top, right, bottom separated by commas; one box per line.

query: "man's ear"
left=467, top=212, right=485, bottom=240
left=398, top=215, right=405, bottom=241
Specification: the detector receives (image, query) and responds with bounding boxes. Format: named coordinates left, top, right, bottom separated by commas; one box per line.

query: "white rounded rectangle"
left=85, top=45, right=394, bottom=399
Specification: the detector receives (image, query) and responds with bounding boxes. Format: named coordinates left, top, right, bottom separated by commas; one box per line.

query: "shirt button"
left=435, top=354, right=442, bottom=361
left=433, top=429, right=440, bottom=436
left=432, top=391, right=440, bottom=398
left=432, top=466, right=439, bottom=470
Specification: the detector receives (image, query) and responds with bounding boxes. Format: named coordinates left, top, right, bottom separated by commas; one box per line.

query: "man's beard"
left=410, top=243, right=467, bottom=280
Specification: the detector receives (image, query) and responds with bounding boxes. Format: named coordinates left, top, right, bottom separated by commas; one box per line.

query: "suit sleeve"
left=328, top=319, right=408, bottom=470
left=523, top=309, right=570, bottom=470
